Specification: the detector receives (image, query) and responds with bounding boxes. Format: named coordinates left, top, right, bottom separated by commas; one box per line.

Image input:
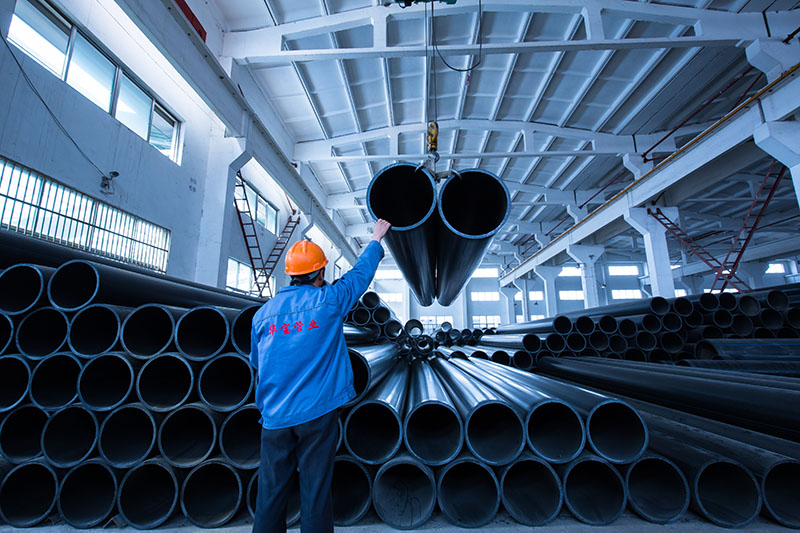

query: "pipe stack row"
left=366, top=163, right=511, bottom=307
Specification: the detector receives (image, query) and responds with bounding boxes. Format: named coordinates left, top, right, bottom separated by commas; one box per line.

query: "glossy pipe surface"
left=500, top=453, right=562, bottom=526
left=180, top=459, right=242, bottom=528
left=120, top=304, right=180, bottom=358
left=67, top=304, right=130, bottom=357
left=0, top=459, right=58, bottom=527
left=496, top=315, right=572, bottom=335
left=41, top=405, right=98, bottom=468
left=77, top=352, right=134, bottom=411
left=624, top=453, right=689, bottom=524
left=367, top=164, right=438, bottom=306
left=197, top=353, right=254, bottom=412
left=332, top=455, right=372, bottom=526
left=373, top=453, right=436, bottom=529
left=403, top=359, right=463, bottom=466
left=511, top=350, right=533, bottom=370
left=677, top=359, right=800, bottom=377
left=478, top=333, right=540, bottom=352
left=231, top=305, right=259, bottom=356
left=436, top=169, right=510, bottom=306
left=559, top=452, right=626, bottom=526
left=29, top=352, right=80, bottom=411
left=174, top=306, right=233, bottom=361
left=343, top=324, right=380, bottom=345
left=158, top=403, right=220, bottom=468
left=0, top=404, right=47, bottom=464
left=0, top=312, right=11, bottom=354
left=15, top=306, right=68, bottom=358
left=220, top=405, right=261, bottom=470
left=98, top=403, right=157, bottom=468
left=695, top=338, right=800, bottom=359
left=347, top=343, right=400, bottom=406
left=117, top=459, right=179, bottom=530
left=57, top=458, right=118, bottom=528
left=136, top=353, right=194, bottom=412
left=437, top=453, right=500, bottom=528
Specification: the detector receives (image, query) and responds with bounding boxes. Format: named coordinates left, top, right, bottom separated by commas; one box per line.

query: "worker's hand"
left=372, top=219, right=391, bottom=242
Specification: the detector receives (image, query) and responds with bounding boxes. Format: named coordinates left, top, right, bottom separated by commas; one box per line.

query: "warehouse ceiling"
left=209, top=0, right=800, bottom=271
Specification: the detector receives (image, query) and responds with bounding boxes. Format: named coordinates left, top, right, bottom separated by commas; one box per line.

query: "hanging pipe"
left=41, top=405, right=98, bottom=468
left=118, top=459, right=180, bottom=530
left=345, top=361, right=408, bottom=465
left=15, top=307, right=68, bottom=358
left=67, top=304, right=130, bottom=357
left=346, top=343, right=401, bottom=406
left=623, top=453, right=689, bottom=524
left=536, top=355, right=800, bottom=440
left=500, top=453, right=562, bottom=526
left=558, top=452, right=627, bottom=526
left=373, top=453, right=436, bottom=529
left=0, top=404, right=48, bottom=464
left=0, top=313, right=11, bottom=355
left=120, top=304, right=180, bottom=358
left=430, top=357, right=525, bottom=466
left=0, top=263, right=54, bottom=315
left=367, top=164, right=438, bottom=306
left=403, top=359, right=463, bottom=466
left=197, top=353, right=254, bottom=412
left=98, top=403, right=157, bottom=469
left=496, top=315, right=572, bottom=335
left=29, top=352, right=80, bottom=411
left=231, top=305, right=260, bottom=356
left=136, top=353, right=194, bottom=412
left=180, top=459, right=242, bottom=528
left=77, top=352, right=135, bottom=411
left=56, top=459, right=118, bottom=528
left=158, top=403, right=221, bottom=468
left=437, top=453, right=500, bottom=528
left=0, top=459, right=58, bottom=527
left=436, top=169, right=510, bottom=306
left=453, top=357, right=585, bottom=464
left=332, top=455, right=373, bottom=526
left=175, top=306, right=234, bottom=361
left=219, top=405, right=261, bottom=470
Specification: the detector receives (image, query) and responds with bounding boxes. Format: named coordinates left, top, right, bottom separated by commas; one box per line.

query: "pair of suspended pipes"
left=367, top=163, right=511, bottom=306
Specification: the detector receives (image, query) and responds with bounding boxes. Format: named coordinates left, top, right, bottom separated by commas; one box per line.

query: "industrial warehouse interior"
left=1, top=0, right=800, bottom=530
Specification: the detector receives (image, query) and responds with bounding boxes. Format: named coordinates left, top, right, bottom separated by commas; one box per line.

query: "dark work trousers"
left=253, top=408, right=339, bottom=533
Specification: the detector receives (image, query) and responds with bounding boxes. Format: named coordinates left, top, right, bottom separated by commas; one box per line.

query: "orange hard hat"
left=285, top=240, right=329, bottom=276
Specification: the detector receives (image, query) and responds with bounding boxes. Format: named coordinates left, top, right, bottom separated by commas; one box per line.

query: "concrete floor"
left=0, top=509, right=788, bottom=532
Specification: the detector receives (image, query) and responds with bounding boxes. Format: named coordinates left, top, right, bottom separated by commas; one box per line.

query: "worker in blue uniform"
left=250, top=219, right=391, bottom=533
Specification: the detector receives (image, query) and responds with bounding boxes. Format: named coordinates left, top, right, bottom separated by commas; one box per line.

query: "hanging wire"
left=431, top=0, right=483, bottom=73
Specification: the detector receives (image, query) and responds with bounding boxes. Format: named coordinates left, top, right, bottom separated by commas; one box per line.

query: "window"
left=235, top=177, right=279, bottom=235
left=611, top=289, right=643, bottom=300
left=0, top=155, right=170, bottom=271
left=671, top=264, right=681, bottom=270
left=471, top=267, right=498, bottom=278
left=674, top=289, right=688, bottom=297
left=608, top=265, right=639, bottom=276
left=514, top=292, right=522, bottom=301
left=766, top=263, right=786, bottom=274
left=530, top=314, right=544, bottom=321
left=559, top=290, right=584, bottom=301
left=529, top=290, right=544, bottom=301
left=375, top=269, right=403, bottom=279
left=472, top=315, right=501, bottom=329
left=419, top=315, right=454, bottom=331
left=379, top=292, right=402, bottom=303
left=7, top=0, right=70, bottom=77
left=704, top=288, right=739, bottom=294
left=470, top=291, right=500, bottom=302
left=226, top=258, right=255, bottom=294
left=6, top=0, right=181, bottom=161
left=559, top=266, right=581, bottom=276
left=515, top=315, right=524, bottom=322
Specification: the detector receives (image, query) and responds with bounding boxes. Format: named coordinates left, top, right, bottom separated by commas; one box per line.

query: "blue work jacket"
left=250, top=240, right=384, bottom=429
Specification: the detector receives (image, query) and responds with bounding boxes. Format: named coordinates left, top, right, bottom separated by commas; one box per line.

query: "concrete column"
left=567, top=244, right=605, bottom=310
left=533, top=266, right=560, bottom=317
left=736, top=261, right=765, bottom=289
left=746, top=39, right=800, bottom=83
left=518, top=280, right=529, bottom=320
left=753, top=121, right=800, bottom=209
left=624, top=207, right=677, bottom=298
left=402, top=282, right=412, bottom=324
left=500, top=286, right=518, bottom=325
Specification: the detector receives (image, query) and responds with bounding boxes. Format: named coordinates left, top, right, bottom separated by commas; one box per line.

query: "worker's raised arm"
left=329, top=220, right=391, bottom=312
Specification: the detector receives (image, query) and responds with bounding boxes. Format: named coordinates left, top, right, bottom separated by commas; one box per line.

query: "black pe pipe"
left=231, top=305, right=260, bottom=357
left=0, top=404, right=48, bottom=464
left=246, top=472, right=300, bottom=527
left=668, top=296, right=695, bottom=317
left=158, top=402, right=220, bottom=468
left=98, top=403, right=157, bottom=469
left=361, top=291, right=381, bottom=309
left=346, top=343, right=400, bottom=406
left=15, top=306, right=68, bottom=358
left=436, top=169, right=510, bottom=306
left=500, top=453, right=562, bottom=526
left=437, top=453, right=500, bottom=528
left=67, top=304, right=130, bottom=357
left=496, top=315, right=573, bottom=335
left=175, top=306, right=234, bottom=361
left=120, top=304, right=180, bottom=358
left=41, top=404, right=98, bottom=468
left=367, top=164, right=438, bottom=306
left=0, top=263, right=54, bottom=315
left=382, top=319, right=403, bottom=339
left=78, top=352, right=135, bottom=411
left=0, top=312, right=11, bottom=355
left=536, top=355, right=800, bottom=440
left=351, top=307, right=371, bottom=326
left=136, top=353, right=194, bottom=412
left=198, top=353, right=254, bottom=412
left=180, top=459, right=242, bottom=528
left=29, top=352, right=80, bottom=411
left=57, top=458, right=118, bottom=528
left=414, top=334, right=435, bottom=355
left=478, top=333, right=540, bottom=352
left=623, top=453, right=689, bottom=524
left=345, top=361, right=408, bottom=465
left=403, top=358, right=463, bottom=466
left=511, top=350, right=534, bottom=370
left=430, top=357, right=524, bottom=466
left=404, top=318, right=424, bottom=337
left=0, top=459, right=58, bottom=527
left=118, top=458, right=180, bottom=530
left=647, top=431, right=761, bottom=528
left=373, top=452, right=436, bottom=529
left=452, top=357, right=585, bottom=464
left=560, top=296, right=671, bottom=318
left=47, top=259, right=259, bottom=311
left=559, top=452, right=626, bottom=526
left=677, top=359, right=800, bottom=377
left=343, top=324, right=380, bottom=345
left=490, top=349, right=511, bottom=365
left=220, top=405, right=261, bottom=470
left=371, top=306, right=392, bottom=326
left=332, top=455, right=372, bottom=526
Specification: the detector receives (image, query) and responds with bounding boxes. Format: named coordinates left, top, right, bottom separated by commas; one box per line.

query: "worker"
left=250, top=219, right=391, bottom=533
